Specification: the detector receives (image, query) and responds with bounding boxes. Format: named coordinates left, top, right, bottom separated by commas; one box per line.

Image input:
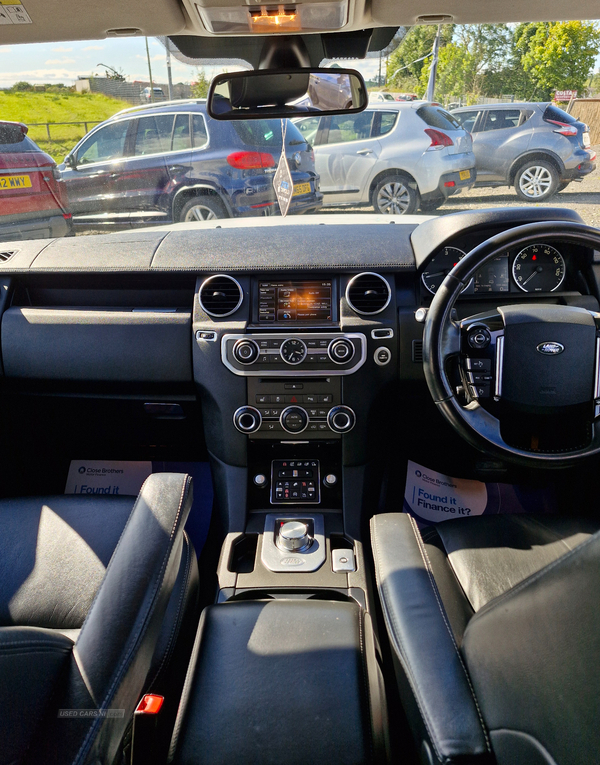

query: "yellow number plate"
left=459, top=170, right=471, bottom=181
left=0, top=174, right=32, bottom=189
left=293, top=182, right=311, bottom=197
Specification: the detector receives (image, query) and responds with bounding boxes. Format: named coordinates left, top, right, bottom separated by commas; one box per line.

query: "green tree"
left=191, top=69, right=210, bottom=99
left=422, top=25, right=514, bottom=101
left=387, top=25, right=454, bottom=90
left=515, top=21, right=600, bottom=100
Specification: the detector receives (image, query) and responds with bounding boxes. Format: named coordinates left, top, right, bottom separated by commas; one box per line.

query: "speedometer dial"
left=421, top=247, right=469, bottom=295
left=512, top=244, right=565, bottom=292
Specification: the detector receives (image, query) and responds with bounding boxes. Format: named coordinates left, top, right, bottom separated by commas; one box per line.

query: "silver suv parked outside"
left=451, top=102, right=596, bottom=202
left=293, top=101, right=476, bottom=214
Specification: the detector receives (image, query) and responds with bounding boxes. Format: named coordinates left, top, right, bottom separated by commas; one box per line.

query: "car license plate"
left=583, top=132, right=591, bottom=147
left=0, top=174, right=32, bottom=190
left=293, top=182, right=311, bottom=196
left=459, top=170, right=471, bottom=181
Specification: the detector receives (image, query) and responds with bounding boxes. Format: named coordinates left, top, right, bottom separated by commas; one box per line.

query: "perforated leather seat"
left=371, top=512, right=600, bottom=765
left=0, top=472, right=199, bottom=765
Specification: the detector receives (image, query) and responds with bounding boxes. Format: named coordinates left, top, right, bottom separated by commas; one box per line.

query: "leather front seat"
left=371, top=512, right=600, bottom=765
left=0, top=472, right=199, bottom=765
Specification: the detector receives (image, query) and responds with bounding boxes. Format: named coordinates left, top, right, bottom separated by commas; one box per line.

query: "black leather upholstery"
left=371, top=512, right=600, bottom=765
left=0, top=473, right=198, bottom=765
left=170, top=600, right=373, bottom=765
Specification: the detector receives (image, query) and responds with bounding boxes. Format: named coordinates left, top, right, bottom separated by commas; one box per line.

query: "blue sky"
left=0, top=37, right=382, bottom=88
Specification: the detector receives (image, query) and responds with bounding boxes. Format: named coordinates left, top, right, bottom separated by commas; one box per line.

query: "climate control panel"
left=222, top=333, right=366, bottom=376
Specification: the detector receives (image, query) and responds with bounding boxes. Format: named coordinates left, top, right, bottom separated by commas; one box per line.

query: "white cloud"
left=83, top=45, right=104, bottom=51
left=134, top=54, right=165, bottom=62
left=45, top=57, right=76, bottom=65
left=53, top=46, right=73, bottom=52
left=0, top=68, right=80, bottom=86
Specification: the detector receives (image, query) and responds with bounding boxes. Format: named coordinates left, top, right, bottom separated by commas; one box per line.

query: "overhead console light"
left=196, top=1, right=348, bottom=34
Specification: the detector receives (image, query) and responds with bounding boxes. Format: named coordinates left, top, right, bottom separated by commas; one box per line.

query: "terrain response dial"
left=280, top=338, right=307, bottom=365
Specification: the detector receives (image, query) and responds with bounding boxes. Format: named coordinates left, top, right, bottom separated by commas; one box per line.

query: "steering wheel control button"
left=469, top=383, right=491, bottom=399
left=277, top=521, right=312, bottom=552
left=467, top=372, right=493, bottom=383
left=280, top=406, right=309, bottom=433
left=328, top=338, right=355, bottom=364
left=280, top=338, right=307, bottom=365
left=332, top=549, right=356, bottom=573
left=465, top=357, right=492, bottom=372
left=327, top=405, right=356, bottom=433
left=467, top=327, right=491, bottom=350
left=374, top=347, right=392, bottom=366
left=233, top=339, right=259, bottom=365
left=233, top=406, right=262, bottom=434
left=253, top=474, right=267, bottom=487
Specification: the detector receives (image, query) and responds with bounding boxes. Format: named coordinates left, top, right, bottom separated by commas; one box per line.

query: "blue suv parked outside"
left=60, top=101, right=322, bottom=227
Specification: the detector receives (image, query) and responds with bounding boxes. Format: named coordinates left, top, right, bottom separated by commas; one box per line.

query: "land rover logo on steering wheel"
left=536, top=342, right=565, bottom=355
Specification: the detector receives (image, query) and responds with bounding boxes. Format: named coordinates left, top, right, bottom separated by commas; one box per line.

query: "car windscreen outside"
left=0, top=125, right=39, bottom=153
left=416, top=106, right=461, bottom=130
left=543, top=104, right=579, bottom=124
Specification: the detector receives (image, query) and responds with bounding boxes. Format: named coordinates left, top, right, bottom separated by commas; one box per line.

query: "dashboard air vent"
left=199, top=274, right=243, bottom=317
left=0, top=250, right=18, bottom=263
left=346, top=272, right=391, bottom=315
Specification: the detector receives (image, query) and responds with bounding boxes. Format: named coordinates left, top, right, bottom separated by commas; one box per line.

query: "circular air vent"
left=346, top=273, right=391, bottom=315
left=199, top=274, right=243, bottom=317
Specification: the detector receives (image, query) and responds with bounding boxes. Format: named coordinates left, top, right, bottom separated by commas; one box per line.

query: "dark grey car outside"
left=451, top=102, right=596, bottom=202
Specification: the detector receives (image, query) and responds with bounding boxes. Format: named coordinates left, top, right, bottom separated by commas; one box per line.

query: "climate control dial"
left=233, top=406, right=262, bottom=434
left=327, top=406, right=356, bottom=434
left=280, top=406, right=309, bottom=434
left=280, top=338, right=307, bottom=365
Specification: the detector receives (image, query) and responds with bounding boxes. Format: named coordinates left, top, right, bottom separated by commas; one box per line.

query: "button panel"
left=222, top=333, right=367, bottom=376
left=271, top=460, right=321, bottom=504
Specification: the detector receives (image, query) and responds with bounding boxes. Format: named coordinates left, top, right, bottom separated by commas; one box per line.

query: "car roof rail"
left=112, top=98, right=206, bottom=118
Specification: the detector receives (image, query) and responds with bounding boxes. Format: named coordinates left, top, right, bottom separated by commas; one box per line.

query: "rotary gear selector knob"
left=277, top=521, right=312, bottom=552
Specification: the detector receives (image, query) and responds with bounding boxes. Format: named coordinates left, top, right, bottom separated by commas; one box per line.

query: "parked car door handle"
left=356, top=149, right=373, bottom=155
left=168, top=165, right=186, bottom=173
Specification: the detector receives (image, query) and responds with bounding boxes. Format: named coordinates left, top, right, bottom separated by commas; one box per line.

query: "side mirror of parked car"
left=207, top=68, right=367, bottom=120
left=64, top=154, right=76, bottom=169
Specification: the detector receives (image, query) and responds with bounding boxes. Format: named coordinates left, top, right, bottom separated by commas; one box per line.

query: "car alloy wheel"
left=374, top=179, right=417, bottom=215
left=184, top=204, right=219, bottom=221
left=515, top=161, right=558, bottom=201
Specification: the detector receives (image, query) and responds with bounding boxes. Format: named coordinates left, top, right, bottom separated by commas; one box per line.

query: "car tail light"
left=310, top=149, right=315, bottom=162
left=425, top=128, right=454, bottom=150
left=227, top=151, right=276, bottom=169
left=546, top=119, right=578, bottom=136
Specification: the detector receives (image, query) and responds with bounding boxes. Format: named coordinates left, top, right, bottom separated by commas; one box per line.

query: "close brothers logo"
left=78, top=466, right=86, bottom=474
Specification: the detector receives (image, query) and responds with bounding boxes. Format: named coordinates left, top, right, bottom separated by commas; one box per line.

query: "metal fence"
left=27, top=121, right=103, bottom=140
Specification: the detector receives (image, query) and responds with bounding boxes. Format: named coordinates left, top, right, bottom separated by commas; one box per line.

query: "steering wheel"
left=423, top=221, right=600, bottom=467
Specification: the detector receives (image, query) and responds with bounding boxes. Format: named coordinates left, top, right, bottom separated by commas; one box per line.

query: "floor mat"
left=403, top=459, right=556, bottom=528
left=65, top=459, right=213, bottom=554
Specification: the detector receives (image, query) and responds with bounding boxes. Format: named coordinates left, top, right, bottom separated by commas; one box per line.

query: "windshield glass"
left=1, top=20, right=598, bottom=240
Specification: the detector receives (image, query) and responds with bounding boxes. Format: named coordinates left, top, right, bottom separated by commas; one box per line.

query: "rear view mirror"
left=207, top=68, right=367, bottom=120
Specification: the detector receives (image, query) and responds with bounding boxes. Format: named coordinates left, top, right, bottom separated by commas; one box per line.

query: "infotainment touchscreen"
left=258, top=281, right=333, bottom=323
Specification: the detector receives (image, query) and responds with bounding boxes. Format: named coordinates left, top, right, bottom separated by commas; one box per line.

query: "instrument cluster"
left=421, top=243, right=567, bottom=296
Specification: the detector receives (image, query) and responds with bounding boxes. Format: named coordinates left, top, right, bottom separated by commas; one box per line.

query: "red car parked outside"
left=0, top=121, right=72, bottom=241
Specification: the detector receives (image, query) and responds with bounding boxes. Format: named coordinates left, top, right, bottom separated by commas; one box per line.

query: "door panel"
left=315, top=112, right=382, bottom=203
left=475, top=109, right=534, bottom=182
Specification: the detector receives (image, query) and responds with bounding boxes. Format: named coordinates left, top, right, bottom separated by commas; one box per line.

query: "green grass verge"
left=0, top=92, right=130, bottom=162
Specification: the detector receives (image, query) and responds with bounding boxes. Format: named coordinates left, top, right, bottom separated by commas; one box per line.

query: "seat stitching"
left=469, top=529, right=599, bottom=625
left=408, top=515, right=491, bottom=752
left=146, top=532, right=192, bottom=690
left=370, top=518, right=445, bottom=763
left=357, top=607, right=375, bottom=763
left=73, top=475, right=191, bottom=765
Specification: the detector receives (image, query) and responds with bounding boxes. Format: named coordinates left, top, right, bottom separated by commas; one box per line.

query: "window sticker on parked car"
left=404, top=460, right=556, bottom=526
